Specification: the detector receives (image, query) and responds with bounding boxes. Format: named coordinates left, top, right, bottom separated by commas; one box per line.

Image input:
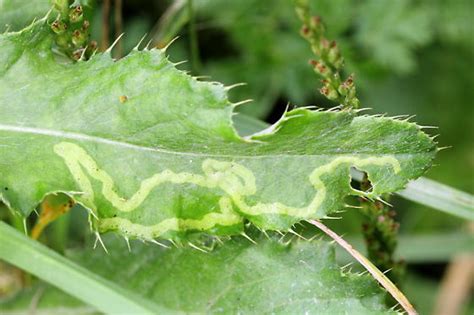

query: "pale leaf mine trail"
left=54, top=142, right=401, bottom=240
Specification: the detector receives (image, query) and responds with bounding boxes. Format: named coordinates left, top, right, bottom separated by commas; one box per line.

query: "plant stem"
left=308, top=219, right=418, bottom=315
left=433, top=254, right=474, bottom=315
left=295, top=0, right=359, bottom=108
left=148, top=0, right=187, bottom=48
left=101, top=0, right=111, bottom=51
left=359, top=185, right=404, bottom=283
left=114, top=0, right=123, bottom=58
left=187, top=0, right=201, bottom=74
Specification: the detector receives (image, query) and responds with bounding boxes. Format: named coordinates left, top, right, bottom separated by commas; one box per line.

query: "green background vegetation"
left=0, top=0, right=472, bottom=314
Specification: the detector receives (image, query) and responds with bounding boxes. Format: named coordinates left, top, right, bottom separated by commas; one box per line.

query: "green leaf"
left=0, top=20, right=436, bottom=242
left=235, top=113, right=473, bottom=220
left=0, top=222, right=397, bottom=314
left=0, top=0, right=50, bottom=32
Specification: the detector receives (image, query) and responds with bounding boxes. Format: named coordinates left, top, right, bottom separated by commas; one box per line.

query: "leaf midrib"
left=0, top=123, right=430, bottom=159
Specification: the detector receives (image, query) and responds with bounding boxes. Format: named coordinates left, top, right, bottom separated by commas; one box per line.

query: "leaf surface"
left=0, top=0, right=50, bottom=31
left=0, top=21, right=436, bottom=242
left=0, top=226, right=398, bottom=314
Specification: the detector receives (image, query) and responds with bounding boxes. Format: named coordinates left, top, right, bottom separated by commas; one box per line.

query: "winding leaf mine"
left=0, top=20, right=436, bottom=242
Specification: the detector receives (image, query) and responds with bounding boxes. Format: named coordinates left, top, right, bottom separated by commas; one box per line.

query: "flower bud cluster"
left=295, top=0, right=359, bottom=108
left=50, top=0, right=96, bottom=61
left=360, top=194, right=405, bottom=284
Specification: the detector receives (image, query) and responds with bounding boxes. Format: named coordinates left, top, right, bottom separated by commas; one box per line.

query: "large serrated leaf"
left=0, top=224, right=397, bottom=314
left=0, top=20, right=436, bottom=242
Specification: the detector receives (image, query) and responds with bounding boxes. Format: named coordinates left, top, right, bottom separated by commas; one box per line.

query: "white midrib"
left=0, top=123, right=420, bottom=159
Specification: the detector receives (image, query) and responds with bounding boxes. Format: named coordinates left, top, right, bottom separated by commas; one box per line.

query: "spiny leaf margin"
left=0, top=19, right=436, bottom=244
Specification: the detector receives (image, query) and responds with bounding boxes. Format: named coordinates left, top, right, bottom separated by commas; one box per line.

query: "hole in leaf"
left=350, top=167, right=373, bottom=193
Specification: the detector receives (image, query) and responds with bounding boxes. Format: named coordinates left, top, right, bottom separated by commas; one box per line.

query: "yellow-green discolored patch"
left=54, top=142, right=401, bottom=240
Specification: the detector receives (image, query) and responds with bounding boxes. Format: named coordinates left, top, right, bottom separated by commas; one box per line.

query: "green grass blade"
left=397, top=177, right=474, bottom=221
left=395, top=232, right=474, bottom=262
left=0, top=221, right=164, bottom=315
left=233, top=113, right=474, bottom=220
left=337, top=232, right=474, bottom=264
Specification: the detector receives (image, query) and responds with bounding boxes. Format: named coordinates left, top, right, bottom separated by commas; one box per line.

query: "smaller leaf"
left=0, top=223, right=398, bottom=314
left=67, top=235, right=398, bottom=314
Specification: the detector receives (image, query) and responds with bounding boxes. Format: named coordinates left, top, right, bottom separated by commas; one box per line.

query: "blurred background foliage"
left=0, top=0, right=473, bottom=314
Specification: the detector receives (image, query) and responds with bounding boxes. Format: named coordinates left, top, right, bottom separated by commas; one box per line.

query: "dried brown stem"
left=433, top=254, right=474, bottom=315
left=308, top=219, right=418, bottom=315
left=114, top=0, right=123, bottom=58
left=101, top=0, right=111, bottom=50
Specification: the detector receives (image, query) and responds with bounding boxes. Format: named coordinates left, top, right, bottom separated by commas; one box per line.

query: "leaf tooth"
left=187, top=242, right=208, bottom=253
left=168, top=238, right=179, bottom=248
left=327, top=105, right=345, bottom=112
left=298, top=105, right=318, bottom=111
left=321, top=215, right=342, bottom=220
left=390, top=304, right=403, bottom=313
left=43, top=9, right=53, bottom=21
left=401, top=114, right=417, bottom=122
left=93, top=232, right=109, bottom=254
left=224, top=82, right=247, bottom=91
left=261, top=229, right=271, bottom=240
left=308, top=233, right=325, bottom=242
left=354, top=107, right=372, bottom=113
left=133, top=33, right=148, bottom=51
left=288, top=228, right=308, bottom=241
left=76, top=46, right=89, bottom=61
left=357, top=270, right=369, bottom=276
left=89, top=46, right=99, bottom=58
left=213, top=236, right=225, bottom=246
left=123, top=236, right=131, bottom=252
left=150, top=239, right=170, bottom=249
left=429, top=134, right=440, bottom=141
left=375, top=197, right=393, bottom=207
left=159, top=36, right=179, bottom=53
left=231, top=99, right=253, bottom=108
left=86, top=207, right=99, bottom=220
left=281, top=238, right=293, bottom=246
left=340, top=262, right=353, bottom=272
left=382, top=268, right=393, bottom=275
left=278, top=232, right=291, bottom=244
left=418, top=125, right=439, bottom=130
left=437, top=146, right=451, bottom=152
left=105, top=33, right=125, bottom=54
left=389, top=114, right=410, bottom=120
left=172, top=60, right=187, bottom=67
left=193, top=75, right=212, bottom=81
left=344, top=204, right=363, bottom=209
left=275, top=230, right=285, bottom=236
left=240, top=232, right=257, bottom=244
left=293, top=222, right=306, bottom=228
